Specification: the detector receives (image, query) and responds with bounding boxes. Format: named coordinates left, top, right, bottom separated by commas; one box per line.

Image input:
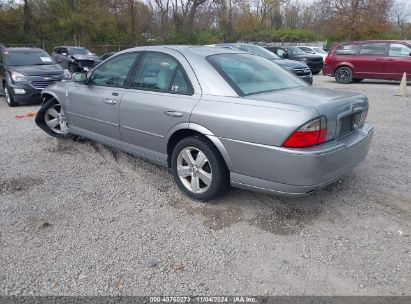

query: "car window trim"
left=86, top=51, right=142, bottom=88
left=127, top=51, right=194, bottom=96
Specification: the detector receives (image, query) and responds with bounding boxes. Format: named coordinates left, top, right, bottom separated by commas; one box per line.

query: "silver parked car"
left=35, top=46, right=374, bottom=201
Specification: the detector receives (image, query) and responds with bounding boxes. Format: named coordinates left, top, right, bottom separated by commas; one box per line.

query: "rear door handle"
left=376, top=58, right=385, bottom=61
left=103, top=98, right=117, bottom=105
left=164, top=110, right=183, bottom=117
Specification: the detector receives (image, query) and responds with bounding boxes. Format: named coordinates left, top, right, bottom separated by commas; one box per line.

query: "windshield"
left=207, top=53, right=307, bottom=96
left=4, top=50, right=55, bottom=66
left=236, top=45, right=280, bottom=60
left=288, top=47, right=306, bottom=55
left=313, top=47, right=327, bottom=54
left=69, top=48, right=93, bottom=55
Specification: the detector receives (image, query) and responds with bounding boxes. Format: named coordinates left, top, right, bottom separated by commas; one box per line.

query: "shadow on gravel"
left=0, top=176, right=44, bottom=194
left=45, top=137, right=346, bottom=236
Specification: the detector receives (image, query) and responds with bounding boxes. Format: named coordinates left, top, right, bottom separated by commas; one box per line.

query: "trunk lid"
left=250, top=86, right=369, bottom=140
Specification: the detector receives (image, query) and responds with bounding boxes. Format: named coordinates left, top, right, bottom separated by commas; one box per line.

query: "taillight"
left=282, top=116, right=327, bottom=148
left=324, top=55, right=331, bottom=65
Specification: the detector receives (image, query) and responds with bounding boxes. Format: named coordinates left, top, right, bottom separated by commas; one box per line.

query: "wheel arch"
left=166, top=123, right=233, bottom=170
left=334, top=63, right=355, bottom=75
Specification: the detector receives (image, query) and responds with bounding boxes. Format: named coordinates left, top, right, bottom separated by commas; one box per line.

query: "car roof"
left=55, top=46, right=87, bottom=49
left=122, top=45, right=244, bottom=57
left=338, top=40, right=410, bottom=44
left=2, top=47, right=44, bottom=52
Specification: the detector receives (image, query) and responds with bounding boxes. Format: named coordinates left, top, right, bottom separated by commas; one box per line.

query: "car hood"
left=71, top=54, right=98, bottom=61
left=273, top=59, right=309, bottom=69
left=8, top=64, right=63, bottom=76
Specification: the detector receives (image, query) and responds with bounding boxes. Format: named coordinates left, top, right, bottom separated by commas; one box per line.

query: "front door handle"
left=164, top=110, right=183, bottom=117
left=103, top=98, right=117, bottom=105
left=376, top=58, right=385, bottom=61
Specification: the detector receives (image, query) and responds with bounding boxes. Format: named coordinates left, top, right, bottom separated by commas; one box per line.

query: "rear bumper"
left=322, top=64, right=334, bottom=76
left=228, top=123, right=374, bottom=196
left=307, top=61, right=324, bottom=71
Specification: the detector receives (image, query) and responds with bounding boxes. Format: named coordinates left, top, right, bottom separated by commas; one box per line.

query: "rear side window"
left=359, top=43, right=387, bottom=56
left=131, top=52, right=192, bottom=95
left=389, top=43, right=411, bottom=57
left=334, top=44, right=358, bottom=56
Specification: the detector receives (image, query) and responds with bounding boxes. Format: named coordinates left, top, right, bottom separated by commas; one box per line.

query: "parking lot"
left=0, top=75, right=410, bottom=296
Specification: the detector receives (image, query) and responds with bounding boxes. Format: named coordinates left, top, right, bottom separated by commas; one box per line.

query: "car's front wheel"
left=335, top=67, right=353, bottom=84
left=171, top=136, right=229, bottom=202
left=4, top=84, right=18, bottom=107
left=35, top=97, right=70, bottom=138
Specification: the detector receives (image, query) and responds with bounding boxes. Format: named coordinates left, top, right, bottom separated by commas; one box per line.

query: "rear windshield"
left=236, top=45, right=281, bottom=60
left=207, top=53, right=307, bottom=96
left=4, top=50, right=55, bottom=66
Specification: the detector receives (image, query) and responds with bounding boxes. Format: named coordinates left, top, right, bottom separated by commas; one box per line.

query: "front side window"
left=131, top=52, right=191, bottom=94
left=334, top=44, right=358, bottom=56
left=287, top=47, right=306, bottom=55
left=207, top=53, right=307, bottom=96
left=359, top=43, right=387, bottom=56
left=312, top=47, right=327, bottom=54
left=4, top=50, right=55, bottom=66
left=89, top=52, right=139, bottom=87
left=389, top=43, right=411, bottom=57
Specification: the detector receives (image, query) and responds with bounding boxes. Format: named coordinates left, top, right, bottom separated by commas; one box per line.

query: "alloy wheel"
left=176, top=147, right=212, bottom=194
left=45, top=104, right=69, bottom=134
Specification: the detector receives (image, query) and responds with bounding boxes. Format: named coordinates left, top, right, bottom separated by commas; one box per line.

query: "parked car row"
left=322, top=40, right=411, bottom=83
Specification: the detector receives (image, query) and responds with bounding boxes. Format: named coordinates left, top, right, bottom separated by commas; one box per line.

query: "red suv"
left=322, top=40, right=411, bottom=83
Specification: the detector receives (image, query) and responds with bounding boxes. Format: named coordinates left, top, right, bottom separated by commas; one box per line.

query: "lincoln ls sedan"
left=35, top=46, right=374, bottom=201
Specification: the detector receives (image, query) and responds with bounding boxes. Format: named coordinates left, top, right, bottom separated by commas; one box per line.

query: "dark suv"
left=0, top=46, right=69, bottom=107
left=52, top=46, right=101, bottom=73
left=323, top=40, right=411, bottom=83
left=216, top=44, right=313, bottom=84
left=266, top=46, right=324, bottom=74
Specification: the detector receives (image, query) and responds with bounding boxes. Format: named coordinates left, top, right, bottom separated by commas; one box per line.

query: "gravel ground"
left=0, top=75, right=410, bottom=296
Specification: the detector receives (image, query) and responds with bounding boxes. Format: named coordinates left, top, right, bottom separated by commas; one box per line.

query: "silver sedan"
left=35, top=46, right=374, bottom=201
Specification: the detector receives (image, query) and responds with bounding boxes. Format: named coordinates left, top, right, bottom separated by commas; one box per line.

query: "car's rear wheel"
left=35, top=97, right=70, bottom=138
left=4, top=85, right=18, bottom=107
left=352, top=78, right=364, bottom=83
left=335, top=67, right=353, bottom=84
left=171, top=136, right=229, bottom=202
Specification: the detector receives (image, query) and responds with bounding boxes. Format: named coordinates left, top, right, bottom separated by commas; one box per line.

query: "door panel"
left=120, top=90, right=200, bottom=153
left=66, top=52, right=140, bottom=140
left=355, top=43, right=387, bottom=78
left=119, top=51, right=200, bottom=154
left=67, top=84, right=124, bottom=140
left=384, top=43, right=411, bottom=80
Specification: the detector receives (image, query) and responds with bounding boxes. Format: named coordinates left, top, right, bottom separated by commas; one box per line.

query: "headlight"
left=10, top=71, right=27, bottom=82
left=63, top=69, right=72, bottom=80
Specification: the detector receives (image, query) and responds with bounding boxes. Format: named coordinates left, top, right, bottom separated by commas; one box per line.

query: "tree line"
left=0, top=0, right=410, bottom=53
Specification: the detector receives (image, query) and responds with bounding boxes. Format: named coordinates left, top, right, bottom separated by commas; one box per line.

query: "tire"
left=4, top=84, right=18, bottom=107
left=352, top=78, right=364, bottom=83
left=171, top=135, right=229, bottom=202
left=35, top=97, right=70, bottom=138
left=335, top=66, right=353, bottom=84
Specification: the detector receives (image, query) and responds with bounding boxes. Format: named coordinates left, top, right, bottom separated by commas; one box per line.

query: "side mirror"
left=73, top=71, right=87, bottom=83
left=61, top=52, right=67, bottom=56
